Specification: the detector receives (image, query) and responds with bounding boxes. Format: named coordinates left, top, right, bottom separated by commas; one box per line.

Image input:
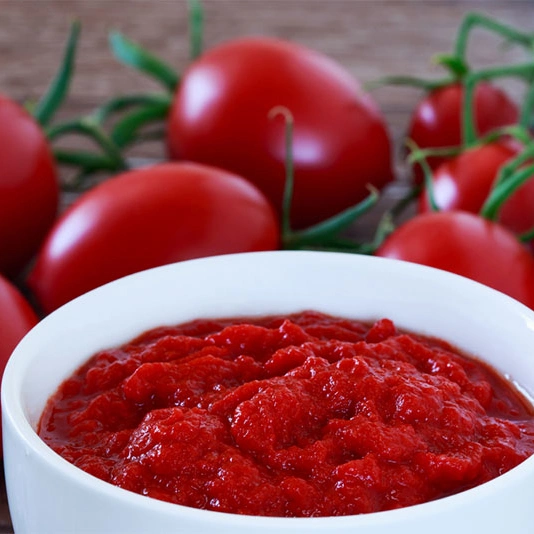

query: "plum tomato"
left=27, top=162, right=280, bottom=313
left=167, top=37, right=394, bottom=229
left=0, top=94, right=59, bottom=278
left=0, top=274, right=38, bottom=371
left=376, top=211, right=534, bottom=309
left=0, top=273, right=38, bottom=454
left=408, top=82, right=519, bottom=183
left=418, top=140, right=534, bottom=236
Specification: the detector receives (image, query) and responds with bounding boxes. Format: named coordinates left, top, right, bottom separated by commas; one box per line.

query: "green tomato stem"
left=488, top=125, right=532, bottom=146
left=293, top=213, right=394, bottom=255
left=188, top=0, right=204, bottom=60
left=405, top=126, right=528, bottom=168
left=492, top=135, right=534, bottom=189
left=109, top=31, right=179, bottom=92
left=268, top=105, right=379, bottom=250
left=454, top=12, right=534, bottom=63
left=406, top=144, right=463, bottom=165
left=47, top=117, right=127, bottom=171
left=34, top=20, right=81, bottom=127
left=359, top=213, right=396, bottom=254
left=481, top=162, right=534, bottom=221
left=432, top=54, right=469, bottom=78
left=518, top=226, right=534, bottom=243
left=520, top=78, right=534, bottom=129
left=268, top=106, right=295, bottom=238
left=364, top=75, right=455, bottom=92
left=291, top=213, right=395, bottom=254
left=92, top=93, right=171, bottom=124
left=463, top=62, right=534, bottom=148
left=111, top=101, right=171, bottom=149
left=389, top=185, right=422, bottom=219
left=406, top=140, right=439, bottom=211
left=53, top=149, right=121, bottom=171
left=286, top=188, right=379, bottom=248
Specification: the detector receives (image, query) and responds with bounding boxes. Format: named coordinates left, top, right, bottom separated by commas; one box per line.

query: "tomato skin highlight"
left=376, top=211, right=534, bottom=309
left=167, top=37, right=394, bottom=229
left=0, top=94, right=59, bottom=278
left=0, top=274, right=39, bottom=455
left=27, top=162, right=280, bottom=313
left=408, top=82, right=519, bottom=183
left=418, top=141, right=534, bottom=237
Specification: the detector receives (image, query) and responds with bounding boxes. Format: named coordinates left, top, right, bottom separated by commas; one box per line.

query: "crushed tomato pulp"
left=39, top=311, right=534, bottom=517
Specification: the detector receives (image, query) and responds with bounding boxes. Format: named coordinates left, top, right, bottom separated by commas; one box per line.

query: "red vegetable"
left=408, top=83, right=518, bottom=183
left=167, top=37, right=394, bottom=228
left=0, top=94, right=59, bottom=278
left=0, top=274, right=39, bottom=454
left=27, top=162, right=279, bottom=313
left=418, top=140, right=534, bottom=236
left=376, top=211, right=534, bottom=309
left=0, top=274, right=38, bottom=373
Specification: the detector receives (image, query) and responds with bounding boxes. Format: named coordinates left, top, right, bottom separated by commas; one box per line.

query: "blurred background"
left=2, top=0, right=533, bottom=162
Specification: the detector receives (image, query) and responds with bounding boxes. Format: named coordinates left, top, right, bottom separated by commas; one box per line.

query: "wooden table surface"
left=1, top=0, right=534, bottom=531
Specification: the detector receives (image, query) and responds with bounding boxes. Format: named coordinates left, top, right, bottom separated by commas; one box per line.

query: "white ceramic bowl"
left=3, top=251, right=534, bottom=534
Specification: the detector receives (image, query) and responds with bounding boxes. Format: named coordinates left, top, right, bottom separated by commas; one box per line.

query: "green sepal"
left=34, top=20, right=81, bottom=127
left=109, top=31, right=179, bottom=92
left=111, top=101, right=171, bottom=148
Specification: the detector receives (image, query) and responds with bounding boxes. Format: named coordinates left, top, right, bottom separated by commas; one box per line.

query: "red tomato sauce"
left=38, top=311, right=534, bottom=517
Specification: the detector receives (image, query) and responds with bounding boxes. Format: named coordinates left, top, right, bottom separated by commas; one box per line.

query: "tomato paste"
left=39, top=311, right=534, bottom=517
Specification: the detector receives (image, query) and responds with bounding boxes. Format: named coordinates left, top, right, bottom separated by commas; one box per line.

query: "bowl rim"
left=4, top=250, right=534, bottom=525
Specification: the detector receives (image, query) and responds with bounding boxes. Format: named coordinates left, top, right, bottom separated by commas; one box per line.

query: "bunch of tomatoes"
left=3, top=5, right=534, bottom=414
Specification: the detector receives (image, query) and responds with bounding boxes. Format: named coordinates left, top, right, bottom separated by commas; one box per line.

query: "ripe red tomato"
left=27, top=162, right=279, bottom=313
left=167, top=37, right=394, bottom=229
left=418, top=140, right=534, bottom=236
left=0, top=94, right=59, bottom=278
left=376, top=211, right=534, bottom=309
left=0, top=274, right=39, bottom=454
left=408, top=82, right=519, bottom=183
left=0, top=274, right=38, bottom=371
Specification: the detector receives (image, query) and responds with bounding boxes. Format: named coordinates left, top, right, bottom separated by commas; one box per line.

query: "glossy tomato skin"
left=167, top=37, right=394, bottom=229
left=408, top=82, right=519, bottom=183
left=0, top=94, right=59, bottom=278
left=376, top=211, right=534, bottom=309
left=418, top=141, right=534, bottom=236
left=0, top=274, right=38, bottom=369
left=0, top=274, right=39, bottom=454
left=27, top=162, right=280, bottom=314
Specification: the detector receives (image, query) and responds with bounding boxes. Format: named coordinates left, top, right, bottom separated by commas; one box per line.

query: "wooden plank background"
left=1, top=0, right=534, bottom=531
